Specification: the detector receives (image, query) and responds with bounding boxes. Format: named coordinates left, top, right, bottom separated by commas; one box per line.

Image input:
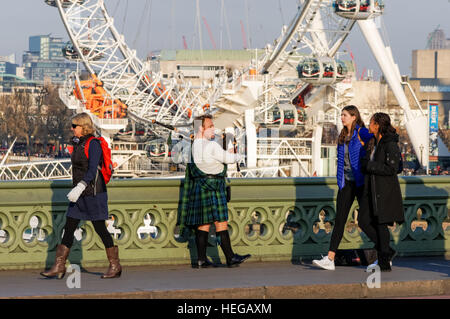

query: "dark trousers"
left=329, top=180, right=363, bottom=252
left=357, top=205, right=392, bottom=254
left=61, top=216, right=114, bottom=249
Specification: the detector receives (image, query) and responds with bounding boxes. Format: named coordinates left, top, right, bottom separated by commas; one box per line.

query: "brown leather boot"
left=101, top=245, right=122, bottom=279
left=40, top=244, right=70, bottom=279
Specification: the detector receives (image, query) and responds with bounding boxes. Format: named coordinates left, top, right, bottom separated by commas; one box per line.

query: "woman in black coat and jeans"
left=358, top=112, right=405, bottom=272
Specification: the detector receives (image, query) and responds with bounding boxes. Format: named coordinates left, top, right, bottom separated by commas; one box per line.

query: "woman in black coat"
left=358, top=112, right=404, bottom=272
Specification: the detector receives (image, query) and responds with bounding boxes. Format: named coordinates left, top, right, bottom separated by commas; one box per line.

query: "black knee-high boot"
left=195, top=230, right=213, bottom=268
left=217, top=230, right=251, bottom=267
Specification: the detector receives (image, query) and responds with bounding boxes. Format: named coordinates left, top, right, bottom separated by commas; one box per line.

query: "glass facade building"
left=24, top=35, right=76, bottom=84
left=29, top=35, right=65, bottom=60
left=24, top=61, right=76, bottom=84
left=0, top=62, right=18, bottom=75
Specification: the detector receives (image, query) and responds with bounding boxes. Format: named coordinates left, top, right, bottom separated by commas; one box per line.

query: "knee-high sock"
left=195, top=229, right=209, bottom=262
left=217, top=230, right=234, bottom=262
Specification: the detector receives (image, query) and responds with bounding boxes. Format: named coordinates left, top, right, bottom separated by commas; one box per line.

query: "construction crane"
left=202, top=16, right=217, bottom=50
left=182, top=36, right=188, bottom=50
left=240, top=20, right=247, bottom=49
left=345, top=43, right=358, bottom=79
left=40, top=0, right=430, bottom=181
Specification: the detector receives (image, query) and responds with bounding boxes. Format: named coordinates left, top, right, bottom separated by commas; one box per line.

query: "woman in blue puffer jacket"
left=313, top=105, right=373, bottom=270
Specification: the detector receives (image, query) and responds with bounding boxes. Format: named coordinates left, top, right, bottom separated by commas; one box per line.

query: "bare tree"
left=40, top=85, right=73, bottom=155
left=0, top=92, right=37, bottom=155
left=0, top=86, right=73, bottom=157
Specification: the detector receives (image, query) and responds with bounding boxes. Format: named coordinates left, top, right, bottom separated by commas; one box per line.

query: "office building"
left=0, top=61, right=18, bottom=75
left=29, top=35, right=65, bottom=60
left=23, top=35, right=76, bottom=84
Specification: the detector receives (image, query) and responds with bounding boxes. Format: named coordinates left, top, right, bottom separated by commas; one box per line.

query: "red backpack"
left=84, top=136, right=114, bottom=184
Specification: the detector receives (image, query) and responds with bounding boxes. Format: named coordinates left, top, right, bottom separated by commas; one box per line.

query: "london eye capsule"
left=146, top=139, right=169, bottom=159
left=297, top=57, right=348, bottom=85
left=297, top=58, right=321, bottom=80
left=270, top=107, right=282, bottom=125
left=335, top=60, right=348, bottom=80
left=334, top=0, right=384, bottom=20
left=282, top=108, right=295, bottom=125
left=62, top=42, right=79, bottom=60
left=63, top=42, right=104, bottom=61
left=267, top=104, right=299, bottom=129
left=45, top=0, right=85, bottom=8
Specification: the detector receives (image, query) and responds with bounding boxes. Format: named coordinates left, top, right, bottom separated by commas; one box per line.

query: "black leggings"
left=61, top=216, right=114, bottom=249
left=329, top=180, right=363, bottom=252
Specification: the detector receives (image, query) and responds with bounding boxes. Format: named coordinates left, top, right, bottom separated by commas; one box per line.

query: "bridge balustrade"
left=0, top=177, right=448, bottom=270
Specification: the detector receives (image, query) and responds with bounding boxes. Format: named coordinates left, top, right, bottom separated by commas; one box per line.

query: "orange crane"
left=345, top=43, right=358, bottom=79
left=360, top=68, right=366, bottom=80
left=202, top=16, right=217, bottom=49
left=182, top=35, right=188, bottom=49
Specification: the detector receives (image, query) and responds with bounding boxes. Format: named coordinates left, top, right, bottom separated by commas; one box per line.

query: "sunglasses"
left=71, top=124, right=80, bottom=129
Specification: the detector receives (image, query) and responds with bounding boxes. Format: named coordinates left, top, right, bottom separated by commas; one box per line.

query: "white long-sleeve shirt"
left=192, top=138, right=242, bottom=174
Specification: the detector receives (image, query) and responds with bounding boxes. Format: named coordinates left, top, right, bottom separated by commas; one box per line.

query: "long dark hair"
left=371, top=112, right=396, bottom=136
left=366, top=112, right=397, bottom=154
left=338, top=105, right=365, bottom=145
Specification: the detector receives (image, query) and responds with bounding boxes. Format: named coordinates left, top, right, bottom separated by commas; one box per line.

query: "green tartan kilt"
left=184, top=179, right=228, bottom=226
left=177, top=161, right=229, bottom=232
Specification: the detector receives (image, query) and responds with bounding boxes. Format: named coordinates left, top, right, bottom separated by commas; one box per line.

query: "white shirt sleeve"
left=209, top=141, right=242, bottom=164
left=193, top=138, right=242, bottom=174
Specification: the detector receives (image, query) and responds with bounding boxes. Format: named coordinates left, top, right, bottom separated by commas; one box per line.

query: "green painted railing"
left=0, top=177, right=448, bottom=270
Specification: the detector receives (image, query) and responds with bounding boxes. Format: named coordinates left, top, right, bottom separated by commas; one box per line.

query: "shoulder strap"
left=84, top=136, right=96, bottom=159
left=357, top=127, right=365, bottom=146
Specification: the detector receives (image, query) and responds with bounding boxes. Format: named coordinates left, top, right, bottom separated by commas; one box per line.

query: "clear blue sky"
left=1, top=0, right=449, bottom=77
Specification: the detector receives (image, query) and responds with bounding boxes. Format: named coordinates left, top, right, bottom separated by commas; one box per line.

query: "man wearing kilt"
left=177, top=114, right=251, bottom=268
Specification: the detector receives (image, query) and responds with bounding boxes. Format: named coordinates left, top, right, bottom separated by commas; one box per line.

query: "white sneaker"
left=365, top=259, right=393, bottom=272
left=312, top=256, right=335, bottom=270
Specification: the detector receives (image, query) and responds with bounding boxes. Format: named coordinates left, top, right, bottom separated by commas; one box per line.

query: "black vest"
left=71, top=134, right=106, bottom=197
